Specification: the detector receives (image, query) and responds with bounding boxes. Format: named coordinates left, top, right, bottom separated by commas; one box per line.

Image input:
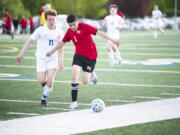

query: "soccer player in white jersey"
left=16, top=9, right=64, bottom=106
left=152, top=5, right=164, bottom=39
left=103, top=4, right=124, bottom=67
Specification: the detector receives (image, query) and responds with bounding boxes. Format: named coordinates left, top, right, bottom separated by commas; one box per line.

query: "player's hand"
left=16, top=53, right=24, bottom=63
left=46, top=51, right=52, bottom=57
left=59, top=64, right=64, bottom=72
left=112, top=40, right=121, bottom=47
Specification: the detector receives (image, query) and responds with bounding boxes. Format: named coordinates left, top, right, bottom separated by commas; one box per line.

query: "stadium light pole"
left=174, top=0, right=177, bottom=29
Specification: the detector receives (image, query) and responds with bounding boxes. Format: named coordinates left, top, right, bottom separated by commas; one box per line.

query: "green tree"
left=21, top=0, right=54, bottom=16
left=53, top=0, right=107, bottom=18
left=149, top=0, right=180, bottom=16
left=0, top=0, right=30, bottom=19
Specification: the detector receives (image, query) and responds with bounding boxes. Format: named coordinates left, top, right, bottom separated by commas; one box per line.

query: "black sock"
left=41, top=82, right=46, bottom=87
left=71, top=83, right=79, bottom=102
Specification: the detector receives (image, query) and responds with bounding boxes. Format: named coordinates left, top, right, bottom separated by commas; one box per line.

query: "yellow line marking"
left=0, top=45, right=19, bottom=54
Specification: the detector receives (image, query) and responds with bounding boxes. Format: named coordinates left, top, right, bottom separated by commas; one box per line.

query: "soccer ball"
left=91, top=98, right=105, bottom=112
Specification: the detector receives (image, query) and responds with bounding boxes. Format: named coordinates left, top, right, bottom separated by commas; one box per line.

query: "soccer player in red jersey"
left=3, top=9, right=13, bottom=39
left=47, top=14, right=120, bottom=109
left=20, top=16, right=27, bottom=34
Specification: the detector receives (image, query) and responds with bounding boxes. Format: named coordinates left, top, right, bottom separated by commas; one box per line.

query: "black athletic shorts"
left=72, top=55, right=96, bottom=73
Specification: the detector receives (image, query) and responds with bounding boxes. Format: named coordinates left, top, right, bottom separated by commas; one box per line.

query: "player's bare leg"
left=68, top=65, right=81, bottom=109
left=37, top=71, right=47, bottom=87
left=82, top=71, right=98, bottom=84
left=158, top=28, right=164, bottom=33
left=82, top=72, right=91, bottom=85
left=153, top=28, right=158, bottom=40
left=37, top=69, right=56, bottom=106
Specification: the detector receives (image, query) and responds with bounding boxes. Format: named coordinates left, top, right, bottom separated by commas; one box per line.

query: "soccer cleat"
left=118, top=60, right=122, bottom=67
left=90, top=72, right=98, bottom=84
left=41, top=99, right=48, bottom=106
left=68, top=101, right=78, bottom=109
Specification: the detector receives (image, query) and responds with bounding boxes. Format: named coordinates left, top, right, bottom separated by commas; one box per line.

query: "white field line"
left=0, top=99, right=90, bottom=106
left=133, top=96, right=163, bottom=100
left=7, top=112, right=40, bottom=116
left=0, top=97, right=180, bottom=135
left=25, top=50, right=180, bottom=56
left=43, top=107, right=77, bottom=111
left=1, top=78, right=180, bottom=89
left=1, top=64, right=180, bottom=74
left=105, top=99, right=136, bottom=103
left=0, top=73, right=20, bottom=77
left=1, top=56, right=180, bottom=64
left=161, top=93, right=180, bottom=96
left=5, top=42, right=180, bottom=48
left=60, top=46, right=180, bottom=50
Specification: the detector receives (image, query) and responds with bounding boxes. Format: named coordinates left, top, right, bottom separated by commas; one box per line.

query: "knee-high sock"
left=107, top=51, right=114, bottom=62
left=41, top=85, right=52, bottom=100
left=71, top=83, right=79, bottom=102
left=153, top=31, right=157, bottom=39
left=114, top=50, right=122, bottom=61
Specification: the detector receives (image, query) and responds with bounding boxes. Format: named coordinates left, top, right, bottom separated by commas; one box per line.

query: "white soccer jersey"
left=31, top=25, right=64, bottom=58
left=104, top=15, right=124, bottom=39
left=152, top=10, right=162, bottom=20
left=152, top=10, right=163, bottom=28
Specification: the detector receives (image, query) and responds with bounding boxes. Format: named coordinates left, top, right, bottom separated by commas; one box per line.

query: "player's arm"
left=102, top=18, right=107, bottom=28
left=96, top=31, right=121, bottom=46
left=47, top=41, right=65, bottom=56
left=16, top=38, right=33, bottom=63
left=58, top=45, right=64, bottom=72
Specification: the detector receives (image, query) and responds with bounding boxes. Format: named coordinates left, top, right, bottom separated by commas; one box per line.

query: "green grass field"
left=0, top=30, right=180, bottom=134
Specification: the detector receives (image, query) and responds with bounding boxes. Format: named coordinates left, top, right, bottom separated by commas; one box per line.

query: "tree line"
left=0, top=0, right=179, bottom=19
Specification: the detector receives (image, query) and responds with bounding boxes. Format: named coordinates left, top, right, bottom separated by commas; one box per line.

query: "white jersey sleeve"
left=31, top=26, right=42, bottom=40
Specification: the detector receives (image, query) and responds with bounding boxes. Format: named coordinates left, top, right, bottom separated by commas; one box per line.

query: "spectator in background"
left=40, top=3, right=46, bottom=16
left=13, top=17, right=19, bottom=34
left=3, top=9, right=14, bottom=39
left=40, top=4, right=51, bottom=26
left=29, top=16, right=34, bottom=34
left=20, top=16, right=27, bottom=34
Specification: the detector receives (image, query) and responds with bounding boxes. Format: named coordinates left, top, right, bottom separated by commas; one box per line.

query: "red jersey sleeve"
left=83, top=23, right=98, bottom=35
left=62, top=29, right=71, bottom=43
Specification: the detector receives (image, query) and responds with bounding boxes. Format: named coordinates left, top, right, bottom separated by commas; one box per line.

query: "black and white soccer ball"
left=91, top=98, right=105, bottom=112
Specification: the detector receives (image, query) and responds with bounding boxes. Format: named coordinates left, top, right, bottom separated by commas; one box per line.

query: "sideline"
left=0, top=97, right=180, bottom=135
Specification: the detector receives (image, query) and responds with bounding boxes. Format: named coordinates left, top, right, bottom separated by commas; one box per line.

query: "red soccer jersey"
left=40, top=9, right=44, bottom=16
left=117, top=11, right=124, bottom=18
left=4, top=13, right=11, bottom=28
left=20, top=18, right=27, bottom=28
left=29, top=16, right=34, bottom=26
left=63, top=23, right=98, bottom=60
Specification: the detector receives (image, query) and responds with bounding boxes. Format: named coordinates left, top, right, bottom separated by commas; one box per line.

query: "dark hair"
left=45, top=9, right=57, bottom=20
left=109, top=4, right=118, bottom=9
left=67, top=14, right=78, bottom=23
left=5, top=9, right=8, bottom=12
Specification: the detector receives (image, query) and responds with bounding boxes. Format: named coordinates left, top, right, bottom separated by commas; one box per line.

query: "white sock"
left=107, top=51, right=114, bottom=62
left=153, top=31, right=157, bottom=39
left=114, top=50, right=122, bottom=61
left=41, top=85, right=52, bottom=100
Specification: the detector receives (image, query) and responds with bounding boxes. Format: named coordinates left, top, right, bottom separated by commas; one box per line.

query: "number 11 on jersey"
left=49, top=40, right=54, bottom=46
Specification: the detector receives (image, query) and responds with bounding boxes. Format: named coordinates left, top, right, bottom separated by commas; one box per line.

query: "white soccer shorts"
left=36, top=57, right=58, bottom=72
